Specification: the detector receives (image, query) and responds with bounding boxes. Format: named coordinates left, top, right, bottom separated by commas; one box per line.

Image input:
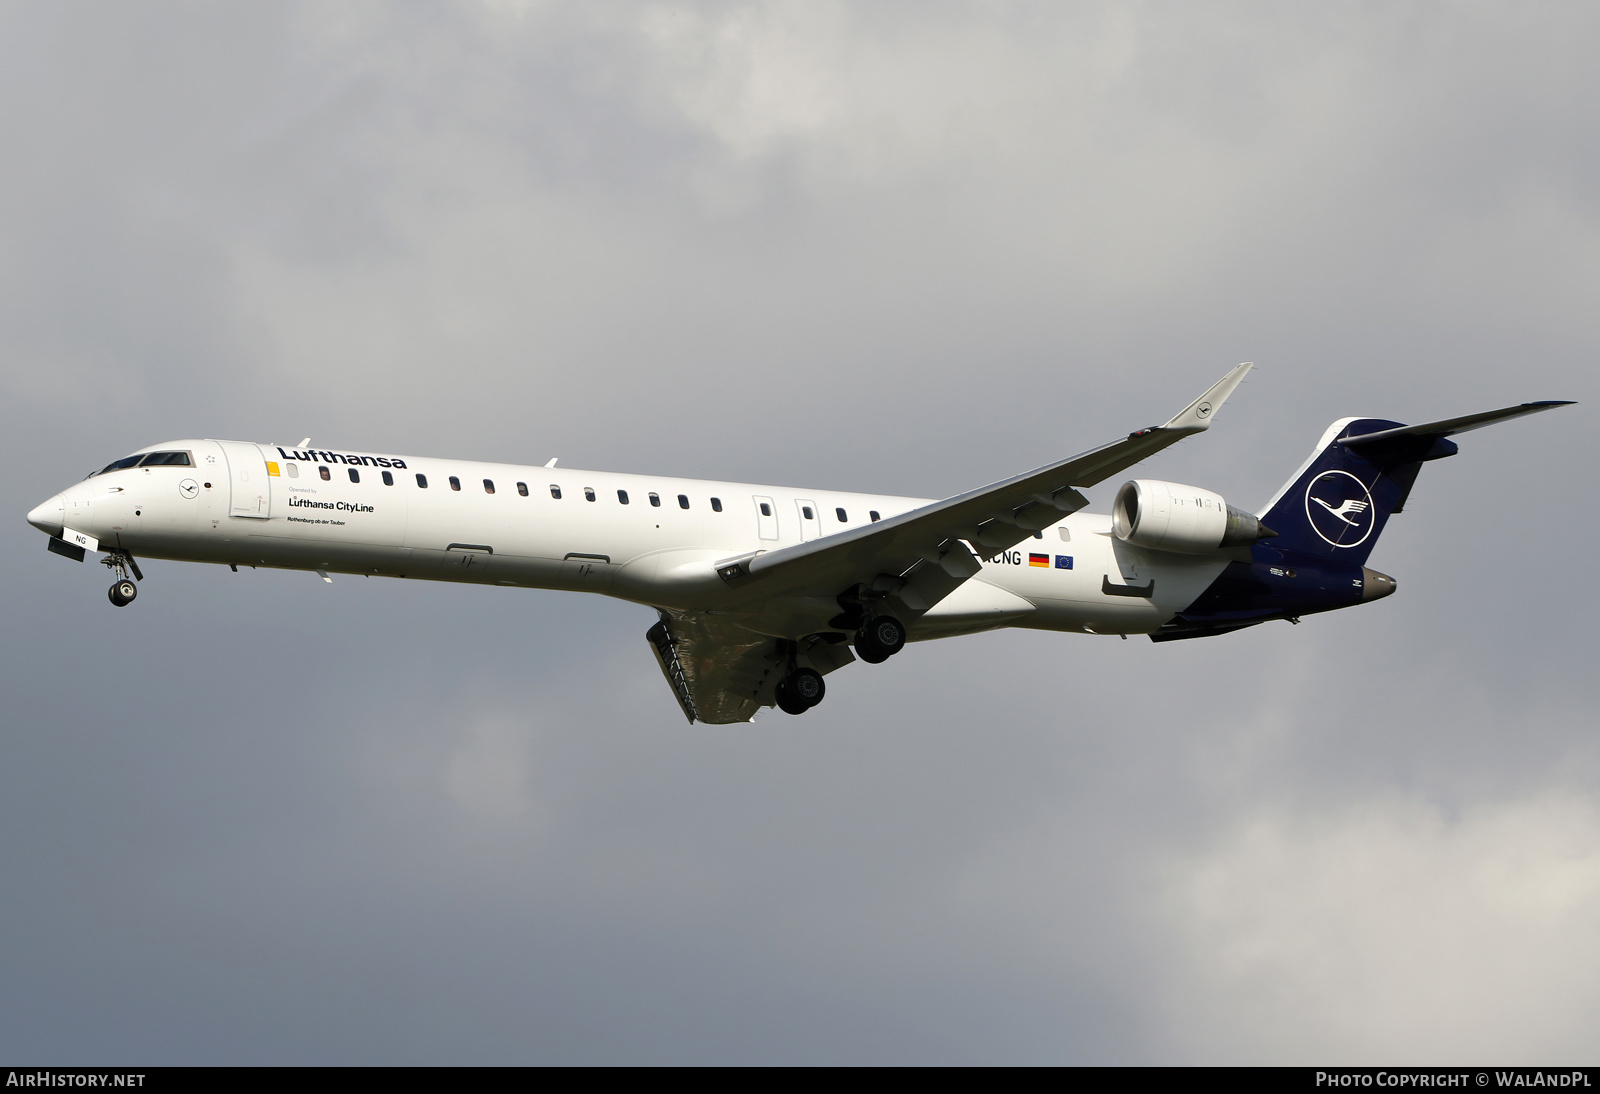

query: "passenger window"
left=618, top=490, right=630, bottom=504
left=319, top=466, right=331, bottom=481
left=483, top=479, right=495, bottom=494
left=349, top=468, right=360, bottom=483
left=382, top=470, right=393, bottom=486
left=678, top=494, right=690, bottom=509
left=584, top=487, right=596, bottom=502
left=711, top=497, right=722, bottom=512
left=760, top=502, right=771, bottom=516
left=286, top=463, right=299, bottom=479
left=836, top=508, right=847, bottom=522
left=416, top=474, right=429, bottom=488
left=517, top=482, right=528, bottom=497
left=1033, top=530, right=1043, bottom=539
left=449, top=476, right=461, bottom=491
left=801, top=506, right=814, bottom=520
left=649, top=493, right=661, bottom=507
left=869, top=510, right=880, bottom=522
left=549, top=484, right=561, bottom=499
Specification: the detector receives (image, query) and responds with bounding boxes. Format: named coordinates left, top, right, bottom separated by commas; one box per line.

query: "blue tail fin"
left=1258, top=400, right=1573, bottom=565
left=1157, top=400, right=1571, bottom=641
left=1256, top=417, right=1453, bottom=567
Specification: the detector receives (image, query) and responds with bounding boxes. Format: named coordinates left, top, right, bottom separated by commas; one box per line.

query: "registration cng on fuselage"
left=24, top=365, right=1572, bottom=724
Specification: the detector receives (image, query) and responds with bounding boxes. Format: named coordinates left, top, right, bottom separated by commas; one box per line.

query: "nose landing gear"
left=101, top=550, right=143, bottom=608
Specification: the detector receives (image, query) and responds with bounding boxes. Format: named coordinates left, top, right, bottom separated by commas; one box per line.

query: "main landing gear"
left=102, top=550, right=143, bottom=608
left=773, top=614, right=907, bottom=717
left=853, top=615, right=906, bottom=665
left=776, top=667, right=825, bottom=716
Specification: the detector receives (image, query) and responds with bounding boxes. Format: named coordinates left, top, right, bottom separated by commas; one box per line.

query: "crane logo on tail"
left=1304, top=470, right=1376, bottom=547
left=1311, top=496, right=1370, bottom=525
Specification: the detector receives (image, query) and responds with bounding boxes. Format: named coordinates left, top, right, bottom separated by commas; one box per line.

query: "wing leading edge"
left=714, top=363, right=1254, bottom=617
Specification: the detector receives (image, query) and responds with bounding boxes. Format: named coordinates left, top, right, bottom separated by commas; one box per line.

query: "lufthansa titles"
left=288, top=496, right=374, bottom=513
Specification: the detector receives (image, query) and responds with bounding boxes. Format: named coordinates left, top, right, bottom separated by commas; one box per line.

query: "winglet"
left=1160, top=362, right=1253, bottom=434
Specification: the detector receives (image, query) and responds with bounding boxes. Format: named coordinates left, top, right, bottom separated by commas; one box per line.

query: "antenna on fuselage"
left=298, top=438, right=311, bottom=447
left=545, top=457, right=558, bottom=467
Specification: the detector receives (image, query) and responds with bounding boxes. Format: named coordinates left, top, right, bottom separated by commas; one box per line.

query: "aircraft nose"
left=27, top=495, right=65, bottom=538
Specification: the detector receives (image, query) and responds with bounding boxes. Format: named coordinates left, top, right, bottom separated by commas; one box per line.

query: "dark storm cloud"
left=2, top=1, right=1596, bottom=1063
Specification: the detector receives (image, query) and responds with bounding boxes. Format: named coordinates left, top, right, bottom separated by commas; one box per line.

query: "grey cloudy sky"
left=2, top=1, right=1596, bottom=1064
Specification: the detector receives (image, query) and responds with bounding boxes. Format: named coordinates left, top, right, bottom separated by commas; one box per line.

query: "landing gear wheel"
left=855, top=615, right=905, bottom=662
left=855, top=642, right=890, bottom=665
left=108, top=579, right=137, bottom=607
left=776, top=668, right=825, bottom=715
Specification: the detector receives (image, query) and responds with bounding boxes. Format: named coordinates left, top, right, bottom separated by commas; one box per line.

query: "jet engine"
left=1112, top=479, right=1275, bottom=554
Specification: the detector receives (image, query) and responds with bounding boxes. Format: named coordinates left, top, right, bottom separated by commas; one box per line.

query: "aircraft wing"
left=713, top=363, right=1253, bottom=615
left=646, top=610, right=854, bottom=724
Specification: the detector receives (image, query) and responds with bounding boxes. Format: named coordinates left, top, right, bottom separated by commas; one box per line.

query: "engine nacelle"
left=1112, top=479, right=1275, bottom=554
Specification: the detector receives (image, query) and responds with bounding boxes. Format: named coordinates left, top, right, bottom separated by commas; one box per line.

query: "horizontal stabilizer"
left=1343, top=401, right=1574, bottom=449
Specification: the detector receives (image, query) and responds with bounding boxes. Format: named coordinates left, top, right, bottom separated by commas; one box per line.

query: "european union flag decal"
left=1055, top=555, right=1073, bottom=569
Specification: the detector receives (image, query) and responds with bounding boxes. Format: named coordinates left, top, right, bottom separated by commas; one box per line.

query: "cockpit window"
left=93, top=455, right=147, bottom=476
left=94, top=450, right=195, bottom=476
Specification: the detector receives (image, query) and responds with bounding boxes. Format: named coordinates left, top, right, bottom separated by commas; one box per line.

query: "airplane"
left=25, top=364, right=1572, bottom=724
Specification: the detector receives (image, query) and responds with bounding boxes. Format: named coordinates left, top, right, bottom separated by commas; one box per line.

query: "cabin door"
left=219, top=441, right=270, bottom=519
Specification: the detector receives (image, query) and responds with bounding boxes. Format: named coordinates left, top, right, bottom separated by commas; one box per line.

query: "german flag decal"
left=1028, top=553, right=1049, bottom=567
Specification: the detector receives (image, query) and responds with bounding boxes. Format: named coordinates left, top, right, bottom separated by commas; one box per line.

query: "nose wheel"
left=101, top=550, right=143, bottom=608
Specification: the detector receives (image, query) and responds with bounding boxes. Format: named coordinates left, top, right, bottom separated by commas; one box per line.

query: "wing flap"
left=645, top=611, right=856, bottom=725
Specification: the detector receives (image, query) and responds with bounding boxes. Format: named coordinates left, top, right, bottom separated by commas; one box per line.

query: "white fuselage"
left=33, top=439, right=1234, bottom=639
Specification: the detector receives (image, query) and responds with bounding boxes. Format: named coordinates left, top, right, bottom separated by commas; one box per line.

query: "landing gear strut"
left=775, top=667, right=825, bottom=715
left=854, top=615, right=906, bottom=664
left=102, top=550, right=142, bottom=608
